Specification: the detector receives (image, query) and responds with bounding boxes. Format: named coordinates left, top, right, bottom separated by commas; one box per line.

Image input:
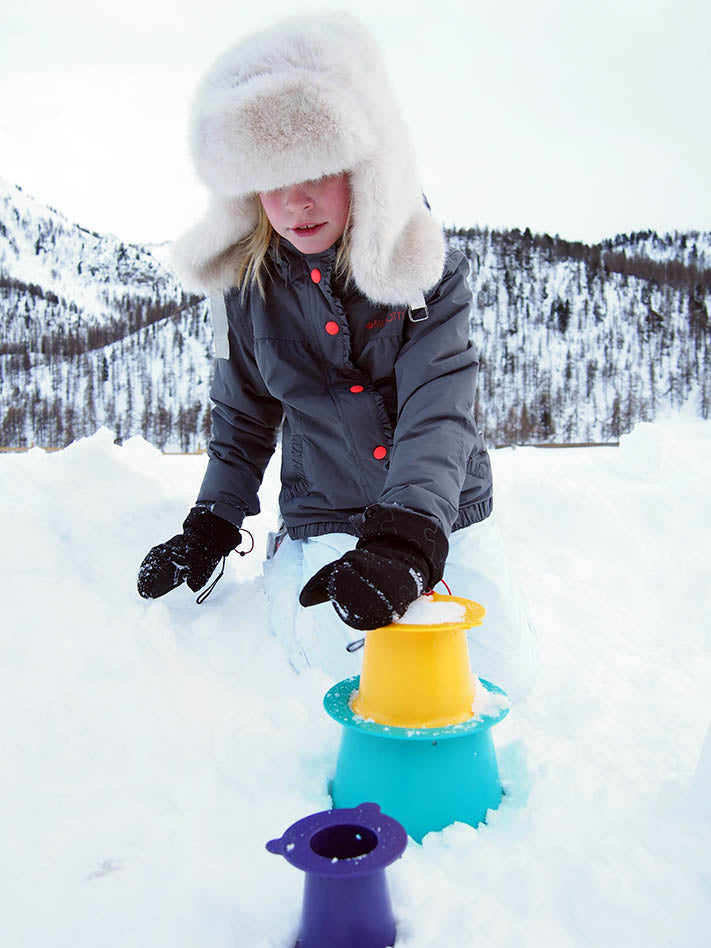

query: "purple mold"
left=267, top=802, right=407, bottom=948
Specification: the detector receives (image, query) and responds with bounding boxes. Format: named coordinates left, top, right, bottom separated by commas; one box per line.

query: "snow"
left=2, top=413, right=710, bottom=947
left=471, top=677, right=511, bottom=722
left=395, top=596, right=466, bottom=624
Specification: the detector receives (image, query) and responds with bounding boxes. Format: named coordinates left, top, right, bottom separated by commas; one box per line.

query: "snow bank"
left=1, top=416, right=710, bottom=947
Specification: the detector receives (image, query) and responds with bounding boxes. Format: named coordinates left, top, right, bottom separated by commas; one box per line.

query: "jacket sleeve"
left=377, top=251, right=480, bottom=533
left=196, top=293, right=284, bottom=527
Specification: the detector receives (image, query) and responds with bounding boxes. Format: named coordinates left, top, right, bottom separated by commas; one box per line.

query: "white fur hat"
left=170, top=14, right=445, bottom=307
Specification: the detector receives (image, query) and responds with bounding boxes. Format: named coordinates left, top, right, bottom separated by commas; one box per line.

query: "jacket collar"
left=267, top=238, right=338, bottom=284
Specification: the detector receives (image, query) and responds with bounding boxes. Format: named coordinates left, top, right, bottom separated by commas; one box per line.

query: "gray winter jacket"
left=197, top=239, right=493, bottom=539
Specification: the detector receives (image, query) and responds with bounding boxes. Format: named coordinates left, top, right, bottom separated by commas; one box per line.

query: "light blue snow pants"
left=263, top=513, right=539, bottom=702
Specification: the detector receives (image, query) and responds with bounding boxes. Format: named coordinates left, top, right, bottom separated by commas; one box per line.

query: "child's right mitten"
left=299, top=505, right=449, bottom=630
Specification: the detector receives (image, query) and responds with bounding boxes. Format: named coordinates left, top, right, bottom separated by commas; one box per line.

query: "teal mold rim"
left=323, top=676, right=509, bottom=741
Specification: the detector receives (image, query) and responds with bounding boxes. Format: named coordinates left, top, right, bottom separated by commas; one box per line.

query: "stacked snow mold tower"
left=267, top=802, right=407, bottom=948
left=324, top=592, right=510, bottom=842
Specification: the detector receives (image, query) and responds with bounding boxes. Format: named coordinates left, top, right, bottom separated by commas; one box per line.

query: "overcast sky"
left=1, top=0, right=709, bottom=246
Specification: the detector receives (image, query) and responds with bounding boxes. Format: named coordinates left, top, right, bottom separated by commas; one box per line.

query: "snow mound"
left=1, top=417, right=710, bottom=946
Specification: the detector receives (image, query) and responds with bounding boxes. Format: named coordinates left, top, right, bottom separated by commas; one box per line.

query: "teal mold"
left=324, top=676, right=509, bottom=843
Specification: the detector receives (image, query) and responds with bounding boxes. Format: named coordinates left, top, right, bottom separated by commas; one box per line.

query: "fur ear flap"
left=347, top=138, right=445, bottom=306
left=170, top=196, right=258, bottom=293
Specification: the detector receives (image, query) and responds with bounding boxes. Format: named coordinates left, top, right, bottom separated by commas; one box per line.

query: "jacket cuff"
left=355, top=504, right=449, bottom=588
left=198, top=500, right=246, bottom=529
left=183, top=506, right=242, bottom=556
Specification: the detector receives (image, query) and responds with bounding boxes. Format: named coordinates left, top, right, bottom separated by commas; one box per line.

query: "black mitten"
left=299, top=505, right=448, bottom=630
left=137, top=506, right=241, bottom=599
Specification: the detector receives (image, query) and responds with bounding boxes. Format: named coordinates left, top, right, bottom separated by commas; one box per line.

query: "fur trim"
left=171, top=15, right=445, bottom=306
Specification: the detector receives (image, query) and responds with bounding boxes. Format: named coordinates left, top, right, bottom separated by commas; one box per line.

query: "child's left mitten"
left=137, top=506, right=241, bottom=599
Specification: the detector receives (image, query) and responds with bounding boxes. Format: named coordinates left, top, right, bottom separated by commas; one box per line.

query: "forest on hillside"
left=1, top=180, right=709, bottom=451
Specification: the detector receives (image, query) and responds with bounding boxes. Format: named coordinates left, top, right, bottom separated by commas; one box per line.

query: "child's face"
left=258, top=173, right=350, bottom=254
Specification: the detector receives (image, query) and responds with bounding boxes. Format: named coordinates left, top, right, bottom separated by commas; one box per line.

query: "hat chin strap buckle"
left=407, top=303, right=429, bottom=323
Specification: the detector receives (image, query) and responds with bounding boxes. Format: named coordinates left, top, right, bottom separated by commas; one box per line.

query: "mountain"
left=450, top=226, right=711, bottom=443
left=1, top=179, right=709, bottom=450
left=0, top=179, right=210, bottom=449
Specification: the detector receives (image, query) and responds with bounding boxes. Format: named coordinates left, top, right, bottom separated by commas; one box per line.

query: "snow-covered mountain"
left=0, top=179, right=210, bottom=448
left=1, top=179, right=709, bottom=449
left=452, top=226, right=711, bottom=443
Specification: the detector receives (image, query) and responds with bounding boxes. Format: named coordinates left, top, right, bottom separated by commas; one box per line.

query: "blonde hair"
left=237, top=198, right=353, bottom=300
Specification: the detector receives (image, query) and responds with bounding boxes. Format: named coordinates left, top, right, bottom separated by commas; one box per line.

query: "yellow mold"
left=350, top=593, right=486, bottom=728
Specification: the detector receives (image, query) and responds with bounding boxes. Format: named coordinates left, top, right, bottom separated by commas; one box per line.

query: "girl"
left=137, top=14, right=538, bottom=700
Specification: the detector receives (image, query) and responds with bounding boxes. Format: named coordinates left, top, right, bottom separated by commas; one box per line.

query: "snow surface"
left=395, top=596, right=466, bottom=624
left=2, top=411, right=710, bottom=947
left=471, top=676, right=511, bottom=722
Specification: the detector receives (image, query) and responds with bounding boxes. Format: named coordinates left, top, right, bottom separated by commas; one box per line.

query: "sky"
left=1, top=0, right=709, bottom=246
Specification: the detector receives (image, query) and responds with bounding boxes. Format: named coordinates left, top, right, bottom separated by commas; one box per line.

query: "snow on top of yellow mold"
left=394, top=595, right=466, bottom=624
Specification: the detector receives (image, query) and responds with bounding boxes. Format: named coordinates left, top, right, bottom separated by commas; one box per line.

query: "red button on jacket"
left=373, top=445, right=387, bottom=460
left=310, top=268, right=321, bottom=283
left=325, top=321, right=340, bottom=335
left=350, top=384, right=364, bottom=393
